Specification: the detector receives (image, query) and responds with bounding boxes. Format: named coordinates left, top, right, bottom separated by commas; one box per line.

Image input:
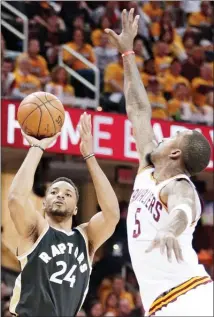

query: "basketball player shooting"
left=105, top=8, right=213, bottom=317
left=8, top=112, right=120, bottom=316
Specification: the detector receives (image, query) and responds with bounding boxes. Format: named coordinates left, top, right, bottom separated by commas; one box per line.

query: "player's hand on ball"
left=145, top=230, right=184, bottom=263
left=78, top=112, right=93, bottom=157
left=21, top=131, right=61, bottom=150
left=105, top=8, right=140, bottom=53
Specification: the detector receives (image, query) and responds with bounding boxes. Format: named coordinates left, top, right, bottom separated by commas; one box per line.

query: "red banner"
left=1, top=99, right=213, bottom=171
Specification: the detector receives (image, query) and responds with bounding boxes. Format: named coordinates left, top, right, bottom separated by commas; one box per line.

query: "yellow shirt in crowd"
left=91, top=29, right=104, bottom=46
left=101, top=289, right=135, bottom=310
left=63, top=42, right=95, bottom=70
left=13, top=71, right=41, bottom=94
left=16, top=53, right=49, bottom=78
left=104, top=62, right=123, bottom=93
left=148, top=92, right=168, bottom=120
left=191, top=78, right=213, bottom=107
left=168, top=98, right=198, bottom=117
left=46, top=82, right=75, bottom=96
left=142, top=2, right=163, bottom=20
left=154, top=56, right=173, bottom=74
left=188, top=12, right=212, bottom=26
left=163, top=73, right=190, bottom=93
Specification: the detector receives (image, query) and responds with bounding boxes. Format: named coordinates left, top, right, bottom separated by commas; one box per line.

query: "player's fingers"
left=133, top=15, right=140, bottom=31
left=173, top=240, right=183, bottom=263
left=128, top=8, right=134, bottom=25
left=122, top=9, right=128, bottom=30
left=83, top=112, right=91, bottom=133
left=166, top=238, right=173, bottom=262
left=104, top=28, right=118, bottom=41
left=87, top=114, right=92, bottom=132
left=160, top=238, right=166, bottom=255
left=145, top=238, right=159, bottom=253
left=81, top=113, right=88, bottom=134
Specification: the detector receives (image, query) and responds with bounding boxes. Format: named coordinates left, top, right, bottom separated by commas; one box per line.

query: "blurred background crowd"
left=1, top=1, right=213, bottom=317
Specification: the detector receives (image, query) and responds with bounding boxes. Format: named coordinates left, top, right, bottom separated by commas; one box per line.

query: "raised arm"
left=8, top=133, right=59, bottom=240
left=105, top=9, right=158, bottom=170
left=78, top=113, right=120, bottom=252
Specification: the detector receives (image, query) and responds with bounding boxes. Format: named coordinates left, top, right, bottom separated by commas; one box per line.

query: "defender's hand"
left=105, top=8, right=140, bottom=53
left=145, top=230, right=184, bottom=263
left=21, top=131, right=61, bottom=150
left=78, top=112, right=93, bottom=157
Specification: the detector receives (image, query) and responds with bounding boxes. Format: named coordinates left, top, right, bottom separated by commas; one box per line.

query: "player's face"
left=150, top=130, right=193, bottom=163
left=44, top=181, right=77, bottom=218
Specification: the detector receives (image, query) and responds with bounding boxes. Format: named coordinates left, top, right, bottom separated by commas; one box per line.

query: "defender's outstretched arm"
left=105, top=9, right=158, bottom=170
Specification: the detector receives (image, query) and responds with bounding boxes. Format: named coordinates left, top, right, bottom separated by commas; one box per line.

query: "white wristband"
left=171, top=204, right=193, bottom=227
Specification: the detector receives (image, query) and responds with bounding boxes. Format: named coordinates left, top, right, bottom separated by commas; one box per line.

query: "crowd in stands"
left=1, top=0, right=214, bottom=124
left=1, top=1, right=214, bottom=316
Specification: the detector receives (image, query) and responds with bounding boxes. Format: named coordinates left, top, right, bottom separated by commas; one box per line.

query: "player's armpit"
left=8, top=195, right=47, bottom=240
left=85, top=212, right=118, bottom=252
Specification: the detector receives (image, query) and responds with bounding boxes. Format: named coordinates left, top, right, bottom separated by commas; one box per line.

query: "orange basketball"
left=17, top=91, right=65, bottom=139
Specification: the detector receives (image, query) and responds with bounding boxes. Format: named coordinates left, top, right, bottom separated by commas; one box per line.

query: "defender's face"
left=44, top=181, right=77, bottom=218
left=151, top=130, right=193, bottom=161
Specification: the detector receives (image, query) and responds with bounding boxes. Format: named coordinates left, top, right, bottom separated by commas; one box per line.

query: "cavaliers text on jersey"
left=127, top=166, right=211, bottom=315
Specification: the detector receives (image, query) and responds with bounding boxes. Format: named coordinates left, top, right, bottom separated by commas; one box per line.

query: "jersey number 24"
left=50, top=261, right=76, bottom=287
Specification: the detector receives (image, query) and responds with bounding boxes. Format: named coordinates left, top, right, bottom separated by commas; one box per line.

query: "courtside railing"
left=58, top=45, right=100, bottom=109
left=1, top=1, right=28, bottom=52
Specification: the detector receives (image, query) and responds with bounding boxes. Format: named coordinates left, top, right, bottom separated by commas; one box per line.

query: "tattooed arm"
left=146, top=180, right=196, bottom=262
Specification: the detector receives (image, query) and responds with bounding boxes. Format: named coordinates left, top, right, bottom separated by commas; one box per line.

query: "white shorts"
left=146, top=281, right=213, bottom=316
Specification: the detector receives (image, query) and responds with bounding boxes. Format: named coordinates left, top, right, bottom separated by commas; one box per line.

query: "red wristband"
left=121, top=50, right=135, bottom=57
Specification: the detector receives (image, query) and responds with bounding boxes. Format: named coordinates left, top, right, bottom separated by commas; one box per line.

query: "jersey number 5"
left=133, top=208, right=141, bottom=238
left=50, top=261, right=77, bottom=287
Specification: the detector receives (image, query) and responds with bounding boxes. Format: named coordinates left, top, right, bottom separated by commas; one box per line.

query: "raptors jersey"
left=10, top=226, right=91, bottom=317
left=127, top=166, right=210, bottom=313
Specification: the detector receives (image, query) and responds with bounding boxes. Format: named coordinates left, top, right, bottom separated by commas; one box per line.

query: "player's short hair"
left=50, top=177, right=79, bottom=202
left=181, top=131, right=211, bottom=175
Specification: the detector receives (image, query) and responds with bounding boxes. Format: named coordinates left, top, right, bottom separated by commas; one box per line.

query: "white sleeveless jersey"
left=127, top=166, right=209, bottom=312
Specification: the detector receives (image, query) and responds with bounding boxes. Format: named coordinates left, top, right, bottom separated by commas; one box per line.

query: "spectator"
left=118, top=298, right=132, bottom=317
left=191, top=63, right=214, bottom=107
left=159, top=26, right=187, bottom=61
left=104, top=292, right=119, bottom=316
left=11, top=57, right=41, bottom=99
left=183, top=33, right=197, bottom=57
left=200, top=92, right=214, bottom=126
left=142, top=1, right=163, bottom=23
left=91, top=15, right=111, bottom=47
left=141, top=58, right=158, bottom=87
left=45, top=66, right=75, bottom=100
left=147, top=78, right=168, bottom=120
left=133, top=38, right=145, bottom=72
left=89, top=300, right=103, bottom=317
left=101, top=275, right=134, bottom=310
left=63, top=28, right=96, bottom=98
left=167, top=83, right=199, bottom=122
left=94, top=33, right=118, bottom=73
left=181, top=47, right=205, bottom=81
left=16, top=38, right=50, bottom=85
left=38, top=9, right=67, bottom=69
left=92, top=1, right=121, bottom=31
left=1, top=58, right=15, bottom=97
left=188, top=1, right=213, bottom=27
left=163, top=59, right=190, bottom=99
left=153, top=42, right=172, bottom=75
left=63, top=28, right=95, bottom=70
left=104, top=55, right=124, bottom=94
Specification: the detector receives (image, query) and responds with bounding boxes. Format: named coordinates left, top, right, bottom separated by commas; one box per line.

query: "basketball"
left=17, top=91, right=65, bottom=139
